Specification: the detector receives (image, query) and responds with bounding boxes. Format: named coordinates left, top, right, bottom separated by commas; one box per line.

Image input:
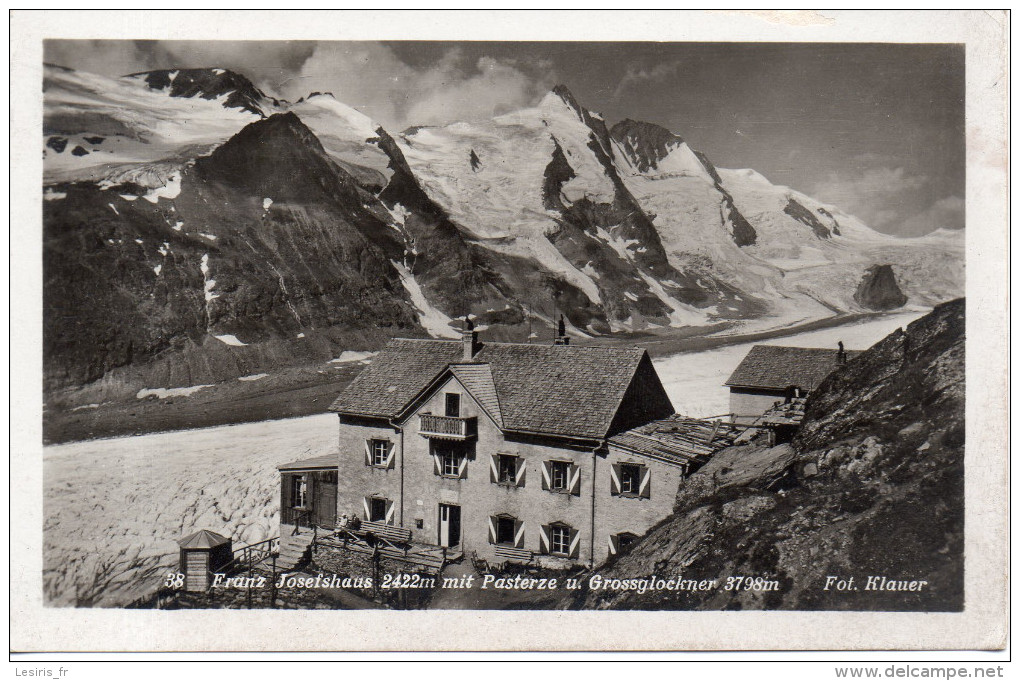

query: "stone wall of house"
left=334, top=415, right=403, bottom=523
left=398, top=374, right=596, bottom=565
left=594, top=446, right=687, bottom=562
left=330, top=376, right=690, bottom=567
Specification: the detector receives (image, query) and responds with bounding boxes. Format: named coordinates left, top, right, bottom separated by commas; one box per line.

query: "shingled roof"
left=609, top=415, right=743, bottom=467
left=724, top=345, right=861, bottom=392
left=330, top=338, right=667, bottom=440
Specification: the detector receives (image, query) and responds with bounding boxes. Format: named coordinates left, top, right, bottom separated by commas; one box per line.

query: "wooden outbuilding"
left=178, top=529, right=232, bottom=592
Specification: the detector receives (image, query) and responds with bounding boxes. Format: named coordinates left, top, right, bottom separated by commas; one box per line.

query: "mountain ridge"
left=41, top=63, right=964, bottom=399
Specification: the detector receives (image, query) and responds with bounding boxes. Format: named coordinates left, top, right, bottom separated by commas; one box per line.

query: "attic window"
left=445, top=393, right=461, bottom=417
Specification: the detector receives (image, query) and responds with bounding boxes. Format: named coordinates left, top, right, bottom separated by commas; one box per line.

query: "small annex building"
left=724, top=343, right=860, bottom=425
left=280, top=324, right=740, bottom=567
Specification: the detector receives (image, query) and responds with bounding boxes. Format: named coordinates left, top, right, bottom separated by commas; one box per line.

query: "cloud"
left=280, top=43, right=553, bottom=129
left=900, top=195, right=965, bottom=236
left=612, top=61, right=681, bottom=100
left=43, top=39, right=316, bottom=87
left=42, top=40, right=553, bottom=129
left=44, top=40, right=154, bottom=76
left=808, top=166, right=930, bottom=231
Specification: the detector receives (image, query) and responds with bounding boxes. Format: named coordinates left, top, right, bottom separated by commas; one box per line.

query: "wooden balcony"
left=419, top=413, right=477, bottom=440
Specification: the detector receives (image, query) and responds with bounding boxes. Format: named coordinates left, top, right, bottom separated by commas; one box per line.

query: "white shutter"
left=539, top=524, right=551, bottom=554
left=541, top=461, right=551, bottom=490
left=608, top=534, right=619, bottom=556
left=639, top=465, right=651, bottom=499
left=568, top=464, right=581, bottom=496
left=364, top=440, right=372, bottom=467
left=457, top=455, right=468, bottom=479
left=488, top=516, right=498, bottom=544
left=384, top=499, right=395, bottom=525
left=433, top=452, right=442, bottom=476
left=362, top=497, right=371, bottom=520
left=385, top=442, right=396, bottom=470
left=514, top=519, right=525, bottom=548
left=610, top=463, right=621, bottom=496
left=489, top=454, right=499, bottom=483
left=568, top=527, right=581, bottom=559
left=515, top=456, right=526, bottom=487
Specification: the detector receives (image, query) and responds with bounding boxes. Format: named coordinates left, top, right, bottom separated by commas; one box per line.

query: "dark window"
left=550, top=524, right=570, bottom=555
left=550, top=461, right=569, bottom=491
left=445, top=393, right=461, bottom=417
left=498, top=454, right=517, bottom=484
left=620, top=464, right=642, bottom=495
left=369, top=497, right=387, bottom=522
left=496, top=516, right=517, bottom=545
left=415, top=518, right=424, bottom=530
left=616, top=532, right=638, bottom=551
left=370, top=439, right=389, bottom=466
left=290, top=475, right=307, bottom=508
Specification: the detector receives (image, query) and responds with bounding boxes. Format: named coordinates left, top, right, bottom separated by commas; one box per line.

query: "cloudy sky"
left=44, top=40, right=964, bottom=236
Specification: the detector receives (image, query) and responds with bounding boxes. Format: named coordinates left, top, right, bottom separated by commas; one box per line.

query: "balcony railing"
left=419, top=413, right=477, bottom=440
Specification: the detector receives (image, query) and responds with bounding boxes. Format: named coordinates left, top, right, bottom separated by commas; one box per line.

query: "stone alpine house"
left=278, top=322, right=741, bottom=568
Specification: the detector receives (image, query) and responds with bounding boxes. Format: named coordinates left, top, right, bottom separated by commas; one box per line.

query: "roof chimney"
left=462, top=316, right=481, bottom=360
left=837, top=340, right=847, bottom=365
left=554, top=314, right=570, bottom=346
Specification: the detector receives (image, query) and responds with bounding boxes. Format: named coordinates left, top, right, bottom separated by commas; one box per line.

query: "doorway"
left=438, top=504, right=461, bottom=547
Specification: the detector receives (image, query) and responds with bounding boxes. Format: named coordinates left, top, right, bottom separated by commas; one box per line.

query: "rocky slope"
left=42, top=63, right=964, bottom=402
left=570, top=298, right=964, bottom=611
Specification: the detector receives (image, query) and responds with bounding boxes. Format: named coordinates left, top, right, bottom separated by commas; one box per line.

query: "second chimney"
left=554, top=314, right=570, bottom=346
left=462, top=317, right=481, bottom=360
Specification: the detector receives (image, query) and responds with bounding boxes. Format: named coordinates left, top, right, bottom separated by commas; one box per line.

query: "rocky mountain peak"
left=124, top=67, right=273, bottom=115
left=609, top=118, right=686, bottom=173
left=192, top=111, right=359, bottom=202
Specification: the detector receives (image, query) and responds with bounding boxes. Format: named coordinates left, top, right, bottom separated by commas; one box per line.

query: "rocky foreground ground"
left=565, top=298, right=964, bottom=611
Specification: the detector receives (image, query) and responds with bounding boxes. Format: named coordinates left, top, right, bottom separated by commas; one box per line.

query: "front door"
left=438, top=504, right=461, bottom=547
left=313, top=475, right=337, bottom=528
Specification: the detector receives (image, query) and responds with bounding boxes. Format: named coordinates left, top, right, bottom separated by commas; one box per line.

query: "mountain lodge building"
left=278, top=323, right=741, bottom=567
left=724, top=343, right=860, bottom=425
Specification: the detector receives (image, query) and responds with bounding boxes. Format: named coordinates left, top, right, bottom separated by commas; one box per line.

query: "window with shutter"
left=610, top=463, right=621, bottom=496
left=496, top=516, right=516, bottom=545
left=539, top=524, right=551, bottom=554
left=616, top=532, right=638, bottom=551
left=494, top=454, right=517, bottom=485
left=368, top=497, right=387, bottom=522
left=366, top=439, right=392, bottom=468
left=549, top=524, right=571, bottom=556
left=619, top=464, right=641, bottom=495
left=567, top=464, right=581, bottom=496
left=434, top=442, right=466, bottom=479
left=488, top=516, right=498, bottom=544
left=514, top=456, right=527, bottom=487
left=568, top=527, right=581, bottom=559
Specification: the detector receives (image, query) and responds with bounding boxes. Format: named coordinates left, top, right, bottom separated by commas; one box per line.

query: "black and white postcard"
left=10, top=9, right=1009, bottom=654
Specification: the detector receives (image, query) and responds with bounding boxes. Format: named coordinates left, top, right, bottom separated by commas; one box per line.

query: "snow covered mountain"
left=41, top=64, right=964, bottom=394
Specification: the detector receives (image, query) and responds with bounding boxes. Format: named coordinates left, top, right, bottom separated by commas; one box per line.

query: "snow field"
left=43, top=414, right=337, bottom=606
